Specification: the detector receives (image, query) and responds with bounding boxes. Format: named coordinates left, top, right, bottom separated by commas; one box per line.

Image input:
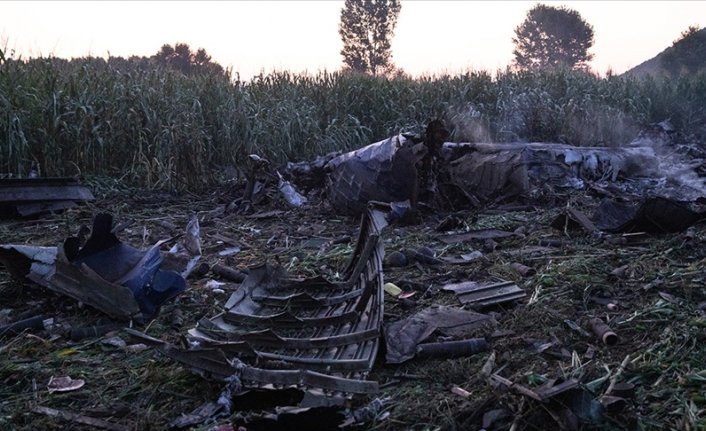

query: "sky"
left=2, top=1, right=706, bottom=79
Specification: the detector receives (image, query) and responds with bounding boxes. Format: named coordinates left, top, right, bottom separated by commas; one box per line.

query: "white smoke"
left=630, top=133, right=706, bottom=201
left=447, top=104, right=492, bottom=143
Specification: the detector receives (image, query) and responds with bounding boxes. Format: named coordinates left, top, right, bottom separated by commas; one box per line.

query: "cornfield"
left=1, top=55, right=705, bottom=190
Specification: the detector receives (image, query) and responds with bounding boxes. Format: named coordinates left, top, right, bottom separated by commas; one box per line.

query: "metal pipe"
left=416, top=338, right=488, bottom=359
left=590, top=318, right=618, bottom=346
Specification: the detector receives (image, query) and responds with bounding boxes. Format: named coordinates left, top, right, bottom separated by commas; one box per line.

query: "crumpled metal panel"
left=593, top=196, right=704, bottom=233
left=441, top=142, right=661, bottom=205
left=325, top=135, right=427, bottom=215
left=153, top=202, right=389, bottom=394
left=0, top=244, right=142, bottom=321
left=442, top=280, right=526, bottom=308
left=0, top=213, right=187, bottom=321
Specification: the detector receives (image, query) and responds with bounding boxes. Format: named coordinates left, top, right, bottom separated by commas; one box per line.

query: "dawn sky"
left=3, top=1, right=706, bottom=79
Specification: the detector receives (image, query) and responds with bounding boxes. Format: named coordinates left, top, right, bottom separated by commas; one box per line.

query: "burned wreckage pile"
left=2, top=120, right=706, bottom=430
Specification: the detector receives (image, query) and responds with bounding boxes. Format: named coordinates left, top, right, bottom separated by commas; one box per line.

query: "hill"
left=624, top=26, right=706, bottom=79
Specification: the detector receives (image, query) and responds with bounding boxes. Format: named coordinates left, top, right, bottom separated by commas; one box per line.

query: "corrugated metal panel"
left=147, top=202, right=390, bottom=394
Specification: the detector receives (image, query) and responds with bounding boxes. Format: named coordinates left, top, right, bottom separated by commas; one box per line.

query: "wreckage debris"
left=277, top=171, right=308, bottom=207
left=384, top=247, right=443, bottom=268
left=171, top=308, right=184, bottom=331
left=440, top=141, right=660, bottom=206
left=169, top=401, right=223, bottom=429
left=0, top=213, right=187, bottom=321
left=0, top=177, right=95, bottom=218
left=404, top=246, right=443, bottom=265
left=31, top=405, right=131, bottom=431
left=509, top=262, right=536, bottom=277
left=0, top=314, right=49, bottom=338
left=211, top=264, right=248, bottom=283
left=551, top=207, right=599, bottom=235
left=435, top=214, right=464, bottom=232
left=437, top=228, right=518, bottom=245
left=47, top=375, right=85, bottom=393
left=384, top=250, right=408, bottom=268
left=490, top=374, right=605, bottom=428
left=64, top=213, right=187, bottom=318
left=593, top=196, right=704, bottom=233
left=384, top=305, right=495, bottom=364
left=69, top=322, right=123, bottom=341
left=325, top=133, right=428, bottom=216
left=129, top=202, right=390, bottom=396
left=590, top=317, right=618, bottom=346
left=441, top=280, right=526, bottom=308
left=415, top=338, right=488, bottom=360
left=8, top=124, right=704, bottom=430
left=285, top=119, right=706, bottom=224
left=551, top=197, right=705, bottom=236
left=299, top=121, right=448, bottom=216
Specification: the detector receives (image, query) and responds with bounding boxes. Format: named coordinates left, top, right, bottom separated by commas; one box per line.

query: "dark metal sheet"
left=551, top=208, right=598, bottom=234
left=443, top=280, right=526, bottom=307
left=594, top=196, right=704, bottom=233
left=0, top=177, right=95, bottom=217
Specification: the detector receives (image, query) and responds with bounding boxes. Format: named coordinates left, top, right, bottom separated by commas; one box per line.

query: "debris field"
left=1, top=124, right=706, bottom=431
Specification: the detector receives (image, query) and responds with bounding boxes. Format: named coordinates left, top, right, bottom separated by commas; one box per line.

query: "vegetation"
left=512, top=3, right=595, bottom=71
left=661, top=26, right=706, bottom=76
left=152, top=42, right=226, bottom=77
left=339, top=0, right=401, bottom=75
left=624, top=25, right=706, bottom=80
left=1, top=55, right=705, bottom=191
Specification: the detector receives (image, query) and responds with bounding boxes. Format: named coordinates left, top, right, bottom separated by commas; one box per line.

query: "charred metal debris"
left=0, top=177, right=94, bottom=218
left=0, top=213, right=189, bottom=322
left=129, top=201, right=389, bottom=396
left=284, top=120, right=706, bottom=226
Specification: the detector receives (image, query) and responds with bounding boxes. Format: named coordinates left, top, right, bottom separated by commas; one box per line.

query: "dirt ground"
left=1, top=181, right=705, bottom=431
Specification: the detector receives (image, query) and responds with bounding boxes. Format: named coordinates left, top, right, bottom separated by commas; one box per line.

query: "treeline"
left=1, top=55, right=705, bottom=190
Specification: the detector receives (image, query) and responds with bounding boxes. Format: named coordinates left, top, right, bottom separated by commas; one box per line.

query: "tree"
left=512, top=4, right=594, bottom=71
left=153, top=42, right=225, bottom=76
left=339, top=0, right=401, bottom=75
left=661, top=25, right=706, bottom=76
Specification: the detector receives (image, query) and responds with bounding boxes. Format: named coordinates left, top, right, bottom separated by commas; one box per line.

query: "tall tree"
left=339, top=0, right=401, bottom=75
left=153, top=42, right=225, bottom=76
left=512, top=4, right=594, bottom=71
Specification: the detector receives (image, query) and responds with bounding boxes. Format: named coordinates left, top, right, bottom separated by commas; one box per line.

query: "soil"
left=1, top=181, right=705, bottom=431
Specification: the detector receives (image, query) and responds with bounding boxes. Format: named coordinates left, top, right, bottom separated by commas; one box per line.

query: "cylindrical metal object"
left=0, top=315, right=46, bottom=338
left=69, top=323, right=122, bottom=341
left=171, top=308, right=184, bottom=331
left=610, top=382, right=635, bottom=399
left=539, top=239, right=564, bottom=247
left=416, top=338, right=488, bottom=359
left=590, top=318, right=618, bottom=346
left=510, top=262, right=536, bottom=277
left=211, top=264, right=247, bottom=283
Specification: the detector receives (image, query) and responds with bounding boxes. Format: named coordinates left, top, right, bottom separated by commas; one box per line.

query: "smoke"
left=631, top=132, right=706, bottom=201
left=562, top=102, right=645, bottom=147
left=447, top=104, right=492, bottom=143
left=466, top=87, right=645, bottom=146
